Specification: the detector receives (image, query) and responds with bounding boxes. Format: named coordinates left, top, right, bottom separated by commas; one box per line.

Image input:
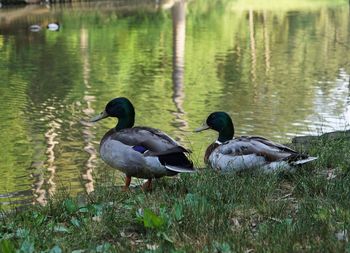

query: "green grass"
left=1, top=138, right=350, bottom=252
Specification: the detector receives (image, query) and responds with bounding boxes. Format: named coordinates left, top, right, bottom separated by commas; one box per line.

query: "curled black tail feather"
left=158, top=152, right=193, bottom=169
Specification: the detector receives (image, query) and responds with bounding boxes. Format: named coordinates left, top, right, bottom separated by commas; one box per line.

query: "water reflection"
left=80, top=27, right=97, bottom=194
left=249, top=9, right=257, bottom=83
left=0, top=5, right=49, bottom=26
left=31, top=161, right=47, bottom=205
left=0, top=189, right=33, bottom=206
left=171, top=0, right=188, bottom=140
left=262, top=11, right=270, bottom=73
left=1, top=0, right=350, bottom=209
left=45, top=112, right=60, bottom=198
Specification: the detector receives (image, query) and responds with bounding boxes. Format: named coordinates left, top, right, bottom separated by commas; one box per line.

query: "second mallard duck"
left=195, top=112, right=317, bottom=172
left=91, top=97, right=195, bottom=190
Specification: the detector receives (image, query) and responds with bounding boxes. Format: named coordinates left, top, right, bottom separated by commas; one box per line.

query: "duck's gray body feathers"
left=100, top=126, right=193, bottom=179
left=208, top=136, right=317, bottom=172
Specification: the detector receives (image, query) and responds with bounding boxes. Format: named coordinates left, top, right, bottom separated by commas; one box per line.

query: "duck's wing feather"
left=220, top=136, right=299, bottom=162
left=245, top=136, right=299, bottom=154
left=103, top=127, right=190, bottom=154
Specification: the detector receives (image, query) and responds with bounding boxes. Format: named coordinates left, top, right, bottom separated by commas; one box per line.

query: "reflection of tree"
left=9, top=11, right=81, bottom=206
left=30, top=104, right=60, bottom=205
left=249, top=9, right=257, bottom=83
left=31, top=161, right=47, bottom=206
left=263, top=10, right=270, bottom=73
left=171, top=0, right=188, bottom=139
left=0, top=5, right=49, bottom=26
left=80, top=27, right=96, bottom=194
left=29, top=102, right=61, bottom=205
left=194, top=4, right=350, bottom=140
left=45, top=116, right=60, bottom=197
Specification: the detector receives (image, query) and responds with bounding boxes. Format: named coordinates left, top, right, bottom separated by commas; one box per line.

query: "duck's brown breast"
left=204, top=142, right=220, bottom=164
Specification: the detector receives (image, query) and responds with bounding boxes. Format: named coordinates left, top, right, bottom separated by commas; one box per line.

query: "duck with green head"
left=195, top=112, right=317, bottom=172
left=91, top=97, right=195, bottom=190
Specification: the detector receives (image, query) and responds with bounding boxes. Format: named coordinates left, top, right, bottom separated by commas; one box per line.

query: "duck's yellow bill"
left=90, top=110, right=109, bottom=122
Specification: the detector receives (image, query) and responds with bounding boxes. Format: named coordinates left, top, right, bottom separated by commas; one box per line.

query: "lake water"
left=0, top=0, right=350, bottom=208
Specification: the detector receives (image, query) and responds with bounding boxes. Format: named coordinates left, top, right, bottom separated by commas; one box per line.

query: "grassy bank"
left=1, top=138, right=350, bottom=252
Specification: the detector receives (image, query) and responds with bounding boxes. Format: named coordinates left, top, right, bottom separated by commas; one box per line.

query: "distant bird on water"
left=47, top=22, right=60, bottom=31
left=91, top=97, right=195, bottom=191
left=29, top=22, right=60, bottom=32
left=29, top=24, right=42, bottom=32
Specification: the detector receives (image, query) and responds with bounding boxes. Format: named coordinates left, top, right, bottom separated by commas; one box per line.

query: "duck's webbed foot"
left=142, top=179, right=152, bottom=191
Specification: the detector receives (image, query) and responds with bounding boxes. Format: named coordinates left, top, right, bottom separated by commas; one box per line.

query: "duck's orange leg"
left=122, top=176, right=131, bottom=192
left=142, top=179, right=152, bottom=191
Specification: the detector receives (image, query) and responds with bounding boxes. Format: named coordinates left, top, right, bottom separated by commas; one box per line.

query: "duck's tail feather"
left=158, top=152, right=193, bottom=168
left=165, top=165, right=197, bottom=173
left=291, top=156, right=318, bottom=165
left=146, top=146, right=191, bottom=156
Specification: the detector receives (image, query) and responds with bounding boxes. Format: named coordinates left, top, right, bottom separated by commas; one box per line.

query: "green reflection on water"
left=0, top=0, right=349, bottom=208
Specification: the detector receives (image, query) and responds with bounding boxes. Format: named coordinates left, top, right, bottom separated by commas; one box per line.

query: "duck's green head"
left=195, top=112, right=234, bottom=142
left=90, top=97, right=135, bottom=130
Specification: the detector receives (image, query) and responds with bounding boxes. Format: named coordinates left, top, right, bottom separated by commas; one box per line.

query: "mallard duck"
left=195, top=112, right=317, bottom=172
left=91, top=97, right=195, bottom=190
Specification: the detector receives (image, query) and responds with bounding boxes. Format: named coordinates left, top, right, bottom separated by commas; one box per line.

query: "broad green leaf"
left=96, top=242, right=111, bottom=252
left=284, top=218, right=293, bottom=226
left=78, top=207, right=88, bottom=213
left=174, top=203, right=183, bottom=221
left=63, top=199, right=78, bottom=214
left=16, top=228, right=29, bottom=238
left=19, top=239, right=34, bottom=253
left=70, top=217, right=80, bottom=228
left=92, top=204, right=104, bottom=216
left=143, top=208, right=165, bottom=229
left=53, top=225, right=69, bottom=233
left=49, top=245, right=62, bottom=253
left=212, top=241, right=231, bottom=253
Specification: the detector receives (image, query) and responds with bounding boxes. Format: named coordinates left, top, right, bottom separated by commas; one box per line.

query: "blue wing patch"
left=132, top=145, right=147, bottom=154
